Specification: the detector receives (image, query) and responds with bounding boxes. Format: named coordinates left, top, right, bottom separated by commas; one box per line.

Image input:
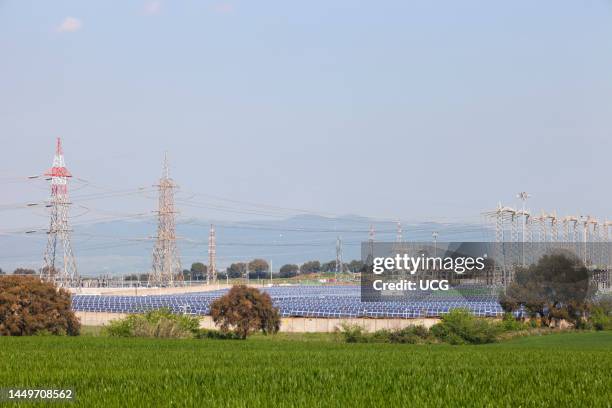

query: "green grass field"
left=0, top=332, right=610, bottom=407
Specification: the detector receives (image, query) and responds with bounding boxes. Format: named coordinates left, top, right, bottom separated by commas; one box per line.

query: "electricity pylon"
left=335, top=235, right=343, bottom=275
left=150, top=153, right=182, bottom=286
left=208, top=224, right=217, bottom=283
left=42, top=137, right=79, bottom=287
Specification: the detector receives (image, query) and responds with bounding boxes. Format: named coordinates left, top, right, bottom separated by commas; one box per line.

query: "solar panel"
left=71, top=285, right=504, bottom=318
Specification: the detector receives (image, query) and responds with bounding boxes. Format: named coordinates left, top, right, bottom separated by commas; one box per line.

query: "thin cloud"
left=213, top=3, right=234, bottom=14
left=144, top=1, right=162, bottom=15
left=57, top=17, right=82, bottom=33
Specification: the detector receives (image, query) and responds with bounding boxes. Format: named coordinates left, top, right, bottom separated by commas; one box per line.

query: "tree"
left=248, top=259, right=269, bottom=279
left=500, top=252, right=595, bottom=326
left=210, top=285, right=280, bottom=339
left=320, top=261, right=336, bottom=273
left=190, top=262, right=207, bottom=281
left=0, top=275, right=80, bottom=336
left=13, top=268, right=36, bottom=275
left=40, top=266, right=57, bottom=277
left=300, top=260, right=321, bottom=274
left=0, top=268, right=4, bottom=275
left=279, top=264, right=299, bottom=278
left=347, top=260, right=365, bottom=273
left=226, top=262, right=246, bottom=279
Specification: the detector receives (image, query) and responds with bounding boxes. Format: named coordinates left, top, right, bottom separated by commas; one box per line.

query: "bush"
left=337, top=312, right=560, bottom=345
left=387, top=329, right=420, bottom=344
left=590, top=307, right=611, bottom=331
left=338, top=323, right=433, bottom=344
left=210, top=285, right=280, bottom=339
left=337, top=322, right=369, bottom=343
left=585, top=297, right=611, bottom=331
left=431, top=309, right=502, bottom=345
left=105, top=317, right=134, bottom=337
left=385, top=325, right=433, bottom=344
left=0, top=275, right=80, bottom=336
left=105, top=308, right=200, bottom=338
left=500, top=313, right=527, bottom=332
left=195, top=328, right=243, bottom=340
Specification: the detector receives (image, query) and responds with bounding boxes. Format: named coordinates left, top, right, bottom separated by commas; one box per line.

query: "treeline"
left=122, top=259, right=366, bottom=282
left=276, top=259, right=365, bottom=278
left=0, top=267, right=37, bottom=275
left=1, top=258, right=365, bottom=282
left=184, top=259, right=364, bottom=280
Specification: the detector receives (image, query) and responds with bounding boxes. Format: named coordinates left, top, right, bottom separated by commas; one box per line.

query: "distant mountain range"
left=0, top=215, right=491, bottom=277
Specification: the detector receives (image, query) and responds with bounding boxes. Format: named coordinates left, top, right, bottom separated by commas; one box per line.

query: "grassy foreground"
left=0, top=332, right=610, bottom=407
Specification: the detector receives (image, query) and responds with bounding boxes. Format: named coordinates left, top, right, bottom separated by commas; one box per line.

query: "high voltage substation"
left=486, top=200, right=612, bottom=262
left=485, top=196, right=612, bottom=290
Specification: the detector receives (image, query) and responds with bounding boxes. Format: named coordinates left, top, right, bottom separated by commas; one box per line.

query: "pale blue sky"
left=1, top=0, right=612, bottom=231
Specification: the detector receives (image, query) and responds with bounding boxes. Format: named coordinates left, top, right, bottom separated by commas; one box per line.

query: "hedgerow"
left=338, top=309, right=521, bottom=345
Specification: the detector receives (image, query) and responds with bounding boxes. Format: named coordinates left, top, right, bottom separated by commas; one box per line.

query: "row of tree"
left=0, top=268, right=37, bottom=275
left=122, top=258, right=366, bottom=282
left=224, top=259, right=365, bottom=279
left=0, top=258, right=365, bottom=282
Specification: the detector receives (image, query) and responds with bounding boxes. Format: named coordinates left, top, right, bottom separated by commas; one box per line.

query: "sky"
left=1, top=0, right=612, bottom=234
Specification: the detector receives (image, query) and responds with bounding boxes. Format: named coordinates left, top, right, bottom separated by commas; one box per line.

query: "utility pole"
left=42, top=137, right=79, bottom=288
left=150, top=153, right=182, bottom=287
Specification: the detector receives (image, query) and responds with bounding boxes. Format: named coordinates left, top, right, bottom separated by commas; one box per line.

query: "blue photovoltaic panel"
left=71, top=285, right=504, bottom=318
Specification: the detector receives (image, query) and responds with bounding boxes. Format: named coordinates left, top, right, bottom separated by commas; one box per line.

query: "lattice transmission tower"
left=208, top=224, right=217, bottom=283
left=392, top=220, right=408, bottom=253
left=367, top=224, right=375, bottom=258
left=396, top=221, right=403, bottom=243
left=335, top=235, right=343, bottom=275
left=42, top=138, right=79, bottom=287
left=150, top=154, right=182, bottom=286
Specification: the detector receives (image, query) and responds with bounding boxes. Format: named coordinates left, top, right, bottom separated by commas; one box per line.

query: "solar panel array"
left=72, top=285, right=504, bottom=318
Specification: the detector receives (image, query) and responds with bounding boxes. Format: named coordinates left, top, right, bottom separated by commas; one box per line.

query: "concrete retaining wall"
left=75, top=311, right=439, bottom=333
left=276, top=317, right=439, bottom=332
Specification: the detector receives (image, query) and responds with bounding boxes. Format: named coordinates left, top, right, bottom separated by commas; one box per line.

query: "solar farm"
left=71, top=285, right=504, bottom=318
